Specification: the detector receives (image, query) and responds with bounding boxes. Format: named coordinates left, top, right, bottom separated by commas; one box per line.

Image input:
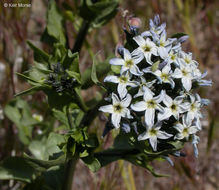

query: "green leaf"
left=66, top=70, right=81, bottom=84
left=0, top=157, right=36, bottom=182
left=111, top=65, right=121, bottom=74
left=27, top=41, right=49, bottom=63
left=151, top=60, right=160, bottom=72
left=16, top=72, right=42, bottom=85
left=171, top=32, right=187, bottom=39
left=46, top=0, right=66, bottom=45
left=82, top=156, right=101, bottom=172
left=79, top=0, right=119, bottom=28
left=29, top=133, right=65, bottom=161
left=81, top=58, right=111, bottom=89
left=63, top=50, right=80, bottom=73
left=15, top=86, right=43, bottom=97
left=4, top=99, right=38, bottom=145
left=91, top=56, right=106, bottom=90
left=52, top=108, right=70, bottom=128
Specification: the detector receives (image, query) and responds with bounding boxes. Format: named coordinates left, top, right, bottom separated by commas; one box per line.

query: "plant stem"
left=79, top=99, right=106, bottom=128
left=74, top=88, right=88, bottom=112
left=67, top=105, right=74, bottom=129
left=63, top=154, right=79, bottom=190
left=72, top=20, right=90, bottom=53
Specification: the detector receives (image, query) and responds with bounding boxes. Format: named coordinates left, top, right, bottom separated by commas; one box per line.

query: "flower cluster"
left=47, top=62, right=77, bottom=93
left=99, top=15, right=211, bottom=157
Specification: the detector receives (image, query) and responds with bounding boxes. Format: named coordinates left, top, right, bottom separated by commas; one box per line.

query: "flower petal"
left=109, top=58, right=125, bottom=66
left=112, top=93, right=120, bottom=104
left=172, top=68, right=182, bottom=78
left=121, top=108, right=133, bottom=119
left=133, top=35, right=146, bottom=47
left=143, top=88, right=153, bottom=101
left=131, top=48, right=144, bottom=63
left=163, top=93, right=173, bottom=107
left=99, top=105, right=114, bottom=113
left=158, top=108, right=172, bottom=121
left=118, top=83, right=127, bottom=99
left=138, top=131, right=150, bottom=141
left=182, top=77, right=192, bottom=91
left=157, top=131, right=173, bottom=139
left=149, top=136, right=157, bottom=151
left=145, top=108, right=155, bottom=127
left=189, top=126, right=198, bottom=134
left=121, top=94, right=132, bottom=107
left=123, top=48, right=132, bottom=60
left=104, top=75, right=119, bottom=83
left=158, top=47, right=168, bottom=59
left=130, top=65, right=143, bottom=76
left=111, top=113, right=121, bottom=129
left=131, top=101, right=147, bottom=112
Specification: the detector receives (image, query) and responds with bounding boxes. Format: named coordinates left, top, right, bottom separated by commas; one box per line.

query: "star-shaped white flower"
left=179, top=51, right=198, bottom=68
left=132, top=36, right=158, bottom=65
left=109, top=48, right=142, bottom=76
left=134, top=77, right=155, bottom=98
left=138, top=122, right=173, bottom=151
left=185, top=94, right=202, bottom=123
left=99, top=93, right=132, bottom=129
left=172, top=61, right=193, bottom=91
left=104, top=72, right=139, bottom=99
left=174, top=115, right=199, bottom=140
left=158, top=92, right=190, bottom=121
left=153, top=64, right=175, bottom=88
left=131, top=88, right=164, bottom=127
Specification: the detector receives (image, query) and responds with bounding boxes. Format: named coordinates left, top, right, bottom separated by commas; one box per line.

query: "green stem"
left=63, top=154, right=79, bottom=190
left=74, top=88, right=88, bottom=112
left=79, top=99, right=105, bottom=128
left=72, top=20, right=90, bottom=53
left=67, top=105, right=74, bottom=129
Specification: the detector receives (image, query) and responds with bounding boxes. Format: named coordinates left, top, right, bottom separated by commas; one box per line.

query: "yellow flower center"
left=171, top=54, right=176, bottom=60
left=182, top=69, right=188, bottom=76
left=149, top=128, right=157, bottom=136
left=113, top=104, right=123, bottom=113
left=160, top=73, right=169, bottom=81
left=147, top=100, right=157, bottom=108
left=143, top=45, right=151, bottom=52
left=119, top=76, right=128, bottom=83
left=125, top=60, right=133, bottom=68
left=185, top=57, right=191, bottom=64
left=182, top=128, right=189, bottom=136
left=171, top=104, right=178, bottom=112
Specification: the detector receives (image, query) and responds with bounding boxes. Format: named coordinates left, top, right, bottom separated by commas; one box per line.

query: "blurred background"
left=0, top=0, right=218, bottom=190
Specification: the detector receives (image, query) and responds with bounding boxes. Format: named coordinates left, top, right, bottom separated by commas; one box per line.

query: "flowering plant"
left=0, top=0, right=212, bottom=189
left=99, top=15, right=212, bottom=161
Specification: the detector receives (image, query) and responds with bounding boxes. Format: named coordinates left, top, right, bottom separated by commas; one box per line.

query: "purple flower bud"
left=178, top=35, right=189, bottom=43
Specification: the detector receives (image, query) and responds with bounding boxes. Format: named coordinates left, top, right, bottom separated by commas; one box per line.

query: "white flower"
left=179, top=51, right=198, bottom=68
left=109, top=48, right=143, bottom=76
left=192, top=134, right=200, bottom=158
left=153, top=64, right=175, bottom=88
left=132, top=36, right=158, bottom=64
left=32, top=113, right=43, bottom=122
left=172, top=61, right=193, bottom=91
left=185, top=94, right=202, bottom=123
left=131, top=88, right=164, bottom=127
left=99, top=93, right=133, bottom=129
left=138, top=122, right=173, bottom=151
left=134, top=77, right=155, bottom=98
left=104, top=72, right=138, bottom=99
left=158, top=92, right=189, bottom=121
left=174, top=115, right=199, bottom=140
